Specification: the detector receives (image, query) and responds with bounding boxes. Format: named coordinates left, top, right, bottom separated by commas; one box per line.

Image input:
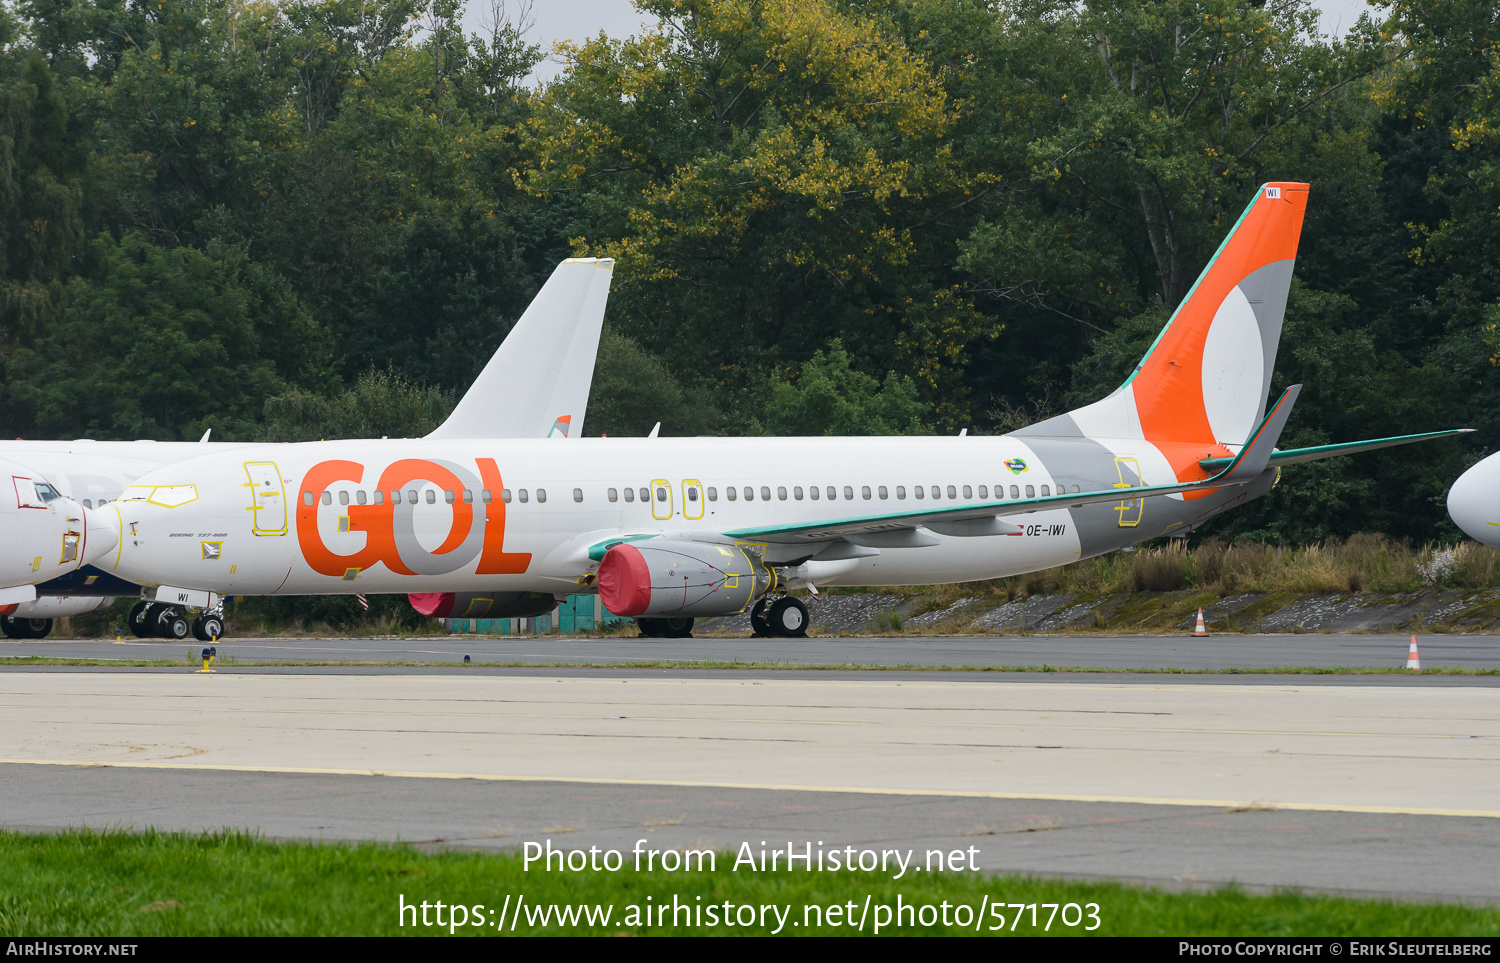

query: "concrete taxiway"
left=1, top=668, right=1497, bottom=901
left=7, top=631, right=1498, bottom=670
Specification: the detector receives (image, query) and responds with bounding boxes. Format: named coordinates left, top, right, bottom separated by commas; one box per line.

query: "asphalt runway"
left=2, top=669, right=1497, bottom=901
left=7, top=631, right=1498, bottom=670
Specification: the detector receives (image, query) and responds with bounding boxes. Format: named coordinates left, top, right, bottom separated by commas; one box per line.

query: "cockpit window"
left=33, top=482, right=61, bottom=502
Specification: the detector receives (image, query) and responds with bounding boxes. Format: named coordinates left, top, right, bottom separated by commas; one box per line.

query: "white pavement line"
left=3, top=757, right=1500, bottom=820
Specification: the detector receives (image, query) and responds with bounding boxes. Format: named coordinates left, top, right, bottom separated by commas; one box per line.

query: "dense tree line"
left=1, top=0, right=1497, bottom=545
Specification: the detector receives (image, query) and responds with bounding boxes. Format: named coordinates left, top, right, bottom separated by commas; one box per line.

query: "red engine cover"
left=597, top=543, right=652, bottom=616
left=408, top=592, right=456, bottom=617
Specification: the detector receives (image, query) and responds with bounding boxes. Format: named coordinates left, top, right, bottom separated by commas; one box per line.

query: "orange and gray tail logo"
left=547, top=415, right=573, bottom=438
left=1022, top=183, right=1309, bottom=482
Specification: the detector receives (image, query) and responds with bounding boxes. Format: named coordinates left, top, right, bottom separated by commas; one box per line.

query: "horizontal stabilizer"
left=1199, top=428, right=1475, bottom=472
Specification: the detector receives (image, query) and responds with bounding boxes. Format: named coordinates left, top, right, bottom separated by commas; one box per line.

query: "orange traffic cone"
left=1194, top=608, right=1207, bottom=638
left=1406, top=635, right=1421, bottom=671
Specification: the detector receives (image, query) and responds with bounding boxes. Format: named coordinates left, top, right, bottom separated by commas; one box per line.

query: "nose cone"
left=1448, top=454, right=1500, bottom=548
left=81, top=504, right=119, bottom=567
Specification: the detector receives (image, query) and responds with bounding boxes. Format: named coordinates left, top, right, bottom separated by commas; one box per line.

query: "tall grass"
left=958, top=535, right=1500, bottom=601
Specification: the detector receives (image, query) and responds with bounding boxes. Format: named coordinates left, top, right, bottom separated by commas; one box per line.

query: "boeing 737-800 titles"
left=0, top=257, right=614, bottom=639
left=91, top=185, right=1467, bottom=638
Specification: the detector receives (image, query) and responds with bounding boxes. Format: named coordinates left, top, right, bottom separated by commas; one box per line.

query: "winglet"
left=1214, top=384, right=1300, bottom=483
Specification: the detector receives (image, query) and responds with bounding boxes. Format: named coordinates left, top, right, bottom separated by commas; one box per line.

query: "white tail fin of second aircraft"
left=427, top=257, right=615, bottom=440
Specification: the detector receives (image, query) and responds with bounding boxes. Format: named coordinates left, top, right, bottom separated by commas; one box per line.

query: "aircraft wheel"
left=749, top=599, right=773, bottom=638
left=636, top=617, right=665, bottom=638
left=662, top=617, right=694, bottom=638
left=0, top=616, right=18, bottom=639
left=129, top=602, right=154, bottom=638
left=155, top=607, right=190, bottom=640
left=23, top=618, right=52, bottom=640
left=192, top=615, right=224, bottom=642
left=768, top=597, right=809, bottom=638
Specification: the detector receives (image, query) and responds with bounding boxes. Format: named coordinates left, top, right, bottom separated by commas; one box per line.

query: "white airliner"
left=1448, top=452, right=1500, bottom=548
left=0, top=258, right=614, bottom=639
left=93, top=184, right=1466, bottom=638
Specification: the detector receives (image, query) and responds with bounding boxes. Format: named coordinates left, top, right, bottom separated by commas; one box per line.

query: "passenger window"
left=426, top=489, right=437, bottom=504
left=707, top=487, right=717, bottom=501
left=945, top=485, right=955, bottom=499
left=1025, top=485, right=1035, bottom=498
left=338, top=490, right=349, bottom=506
left=408, top=489, right=419, bottom=503
left=809, top=486, right=819, bottom=500
left=861, top=486, right=871, bottom=500
left=978, top=485, right=988, bottom=498
left=777, top=486, right=787, bottom=500
left=1071, top=484, right=1081, bottom=493
left=357, top=490, right=368, bottom=505
left=624, top=487, right=634, bottom=502
left=82, top=499, right=92, bottom=508
left=1010, top=485, right=1020, bottom=498
left=656, top=486, right=668, bottom=501
left=374, top=490, right=384, bottom=505
left=744, top=487, right=755, bottom=501
left=518, top=489, right=529, bottom=503
left=501, top=489, right=512, bottom=503
left=1041, top=485, right=1050, bottom=496
left=794, top=486, right=804, bottom=500
left=687, top=488, right=698, bottom=502
left=573, top=488, right=583, bottom=502
left=914, top=486, right=924, bottom=499
left=843, top=485, right=853, bottom=500
left=463, top=490, right=473, bottom=504
left=962, top=485, right=972, bottom=499
left=608, top=488, right=619, bottom=502
left=444, top=490, right=455, bottom=504
left=760, top=486, right=771, bottom=500
left=303, top=491, right=314, bottom=506
left=896, top=486, right=906, bottom=499
left=878, top=486, right=888, bottom=499
left=639, top=488, right=649, bottom=502
left=482, top=489, right=493, bottom=503
left=391, top=490, right=402, bottom=505
left=537, top=489, right=547, bottom=503
left=726, top=487, right=737, bottom=501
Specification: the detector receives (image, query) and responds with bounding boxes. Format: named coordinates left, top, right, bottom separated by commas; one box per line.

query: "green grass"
left=0, top=829, right=1495, bottom=936
left=0, top=656, right=1496, bottom=674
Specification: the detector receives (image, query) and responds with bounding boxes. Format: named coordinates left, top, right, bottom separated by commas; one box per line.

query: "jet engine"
left=597, top=540, right=773, bottom=617
left=408, top=591, right=559, bottom=620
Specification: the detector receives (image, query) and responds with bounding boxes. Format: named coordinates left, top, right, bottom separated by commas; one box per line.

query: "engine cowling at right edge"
left=597, top=541, right=770, bottom=617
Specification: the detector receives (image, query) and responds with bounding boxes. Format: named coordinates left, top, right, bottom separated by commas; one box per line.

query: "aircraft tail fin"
left=1019, top=183, right=1309, bottom=479
left=427, top=257, right=614, bottom=440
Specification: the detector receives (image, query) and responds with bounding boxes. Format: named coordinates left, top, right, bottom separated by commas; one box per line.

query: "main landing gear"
left=129, top=602, right=224, bottom=641
left=751, top=597, right=808, bottom=638
left=0, top=617, right=52, bottom=639
left=637, top=617, right=694, bottom=638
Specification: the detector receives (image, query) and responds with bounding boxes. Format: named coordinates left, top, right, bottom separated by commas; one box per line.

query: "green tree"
left=763, top=339, right=928, bottom=435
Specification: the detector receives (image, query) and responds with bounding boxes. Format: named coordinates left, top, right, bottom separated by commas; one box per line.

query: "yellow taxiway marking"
left=2, top=757, right=1499, bottom=820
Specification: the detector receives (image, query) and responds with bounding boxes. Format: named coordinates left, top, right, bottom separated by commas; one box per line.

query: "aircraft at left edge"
left=0, top=257, right=613, bottom=641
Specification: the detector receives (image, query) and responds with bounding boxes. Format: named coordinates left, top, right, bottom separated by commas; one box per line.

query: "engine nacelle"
left=408, top=591, right=559, bottom=619
left=597, top=540, right=772, bottom=617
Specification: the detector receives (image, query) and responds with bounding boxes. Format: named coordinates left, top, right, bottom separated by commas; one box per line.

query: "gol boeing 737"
left=96, top=184, right=1466, bottom=638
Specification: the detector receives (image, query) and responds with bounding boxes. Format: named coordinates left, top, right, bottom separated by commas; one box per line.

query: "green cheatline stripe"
left=1197, top=429, right=1473, bottom=472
